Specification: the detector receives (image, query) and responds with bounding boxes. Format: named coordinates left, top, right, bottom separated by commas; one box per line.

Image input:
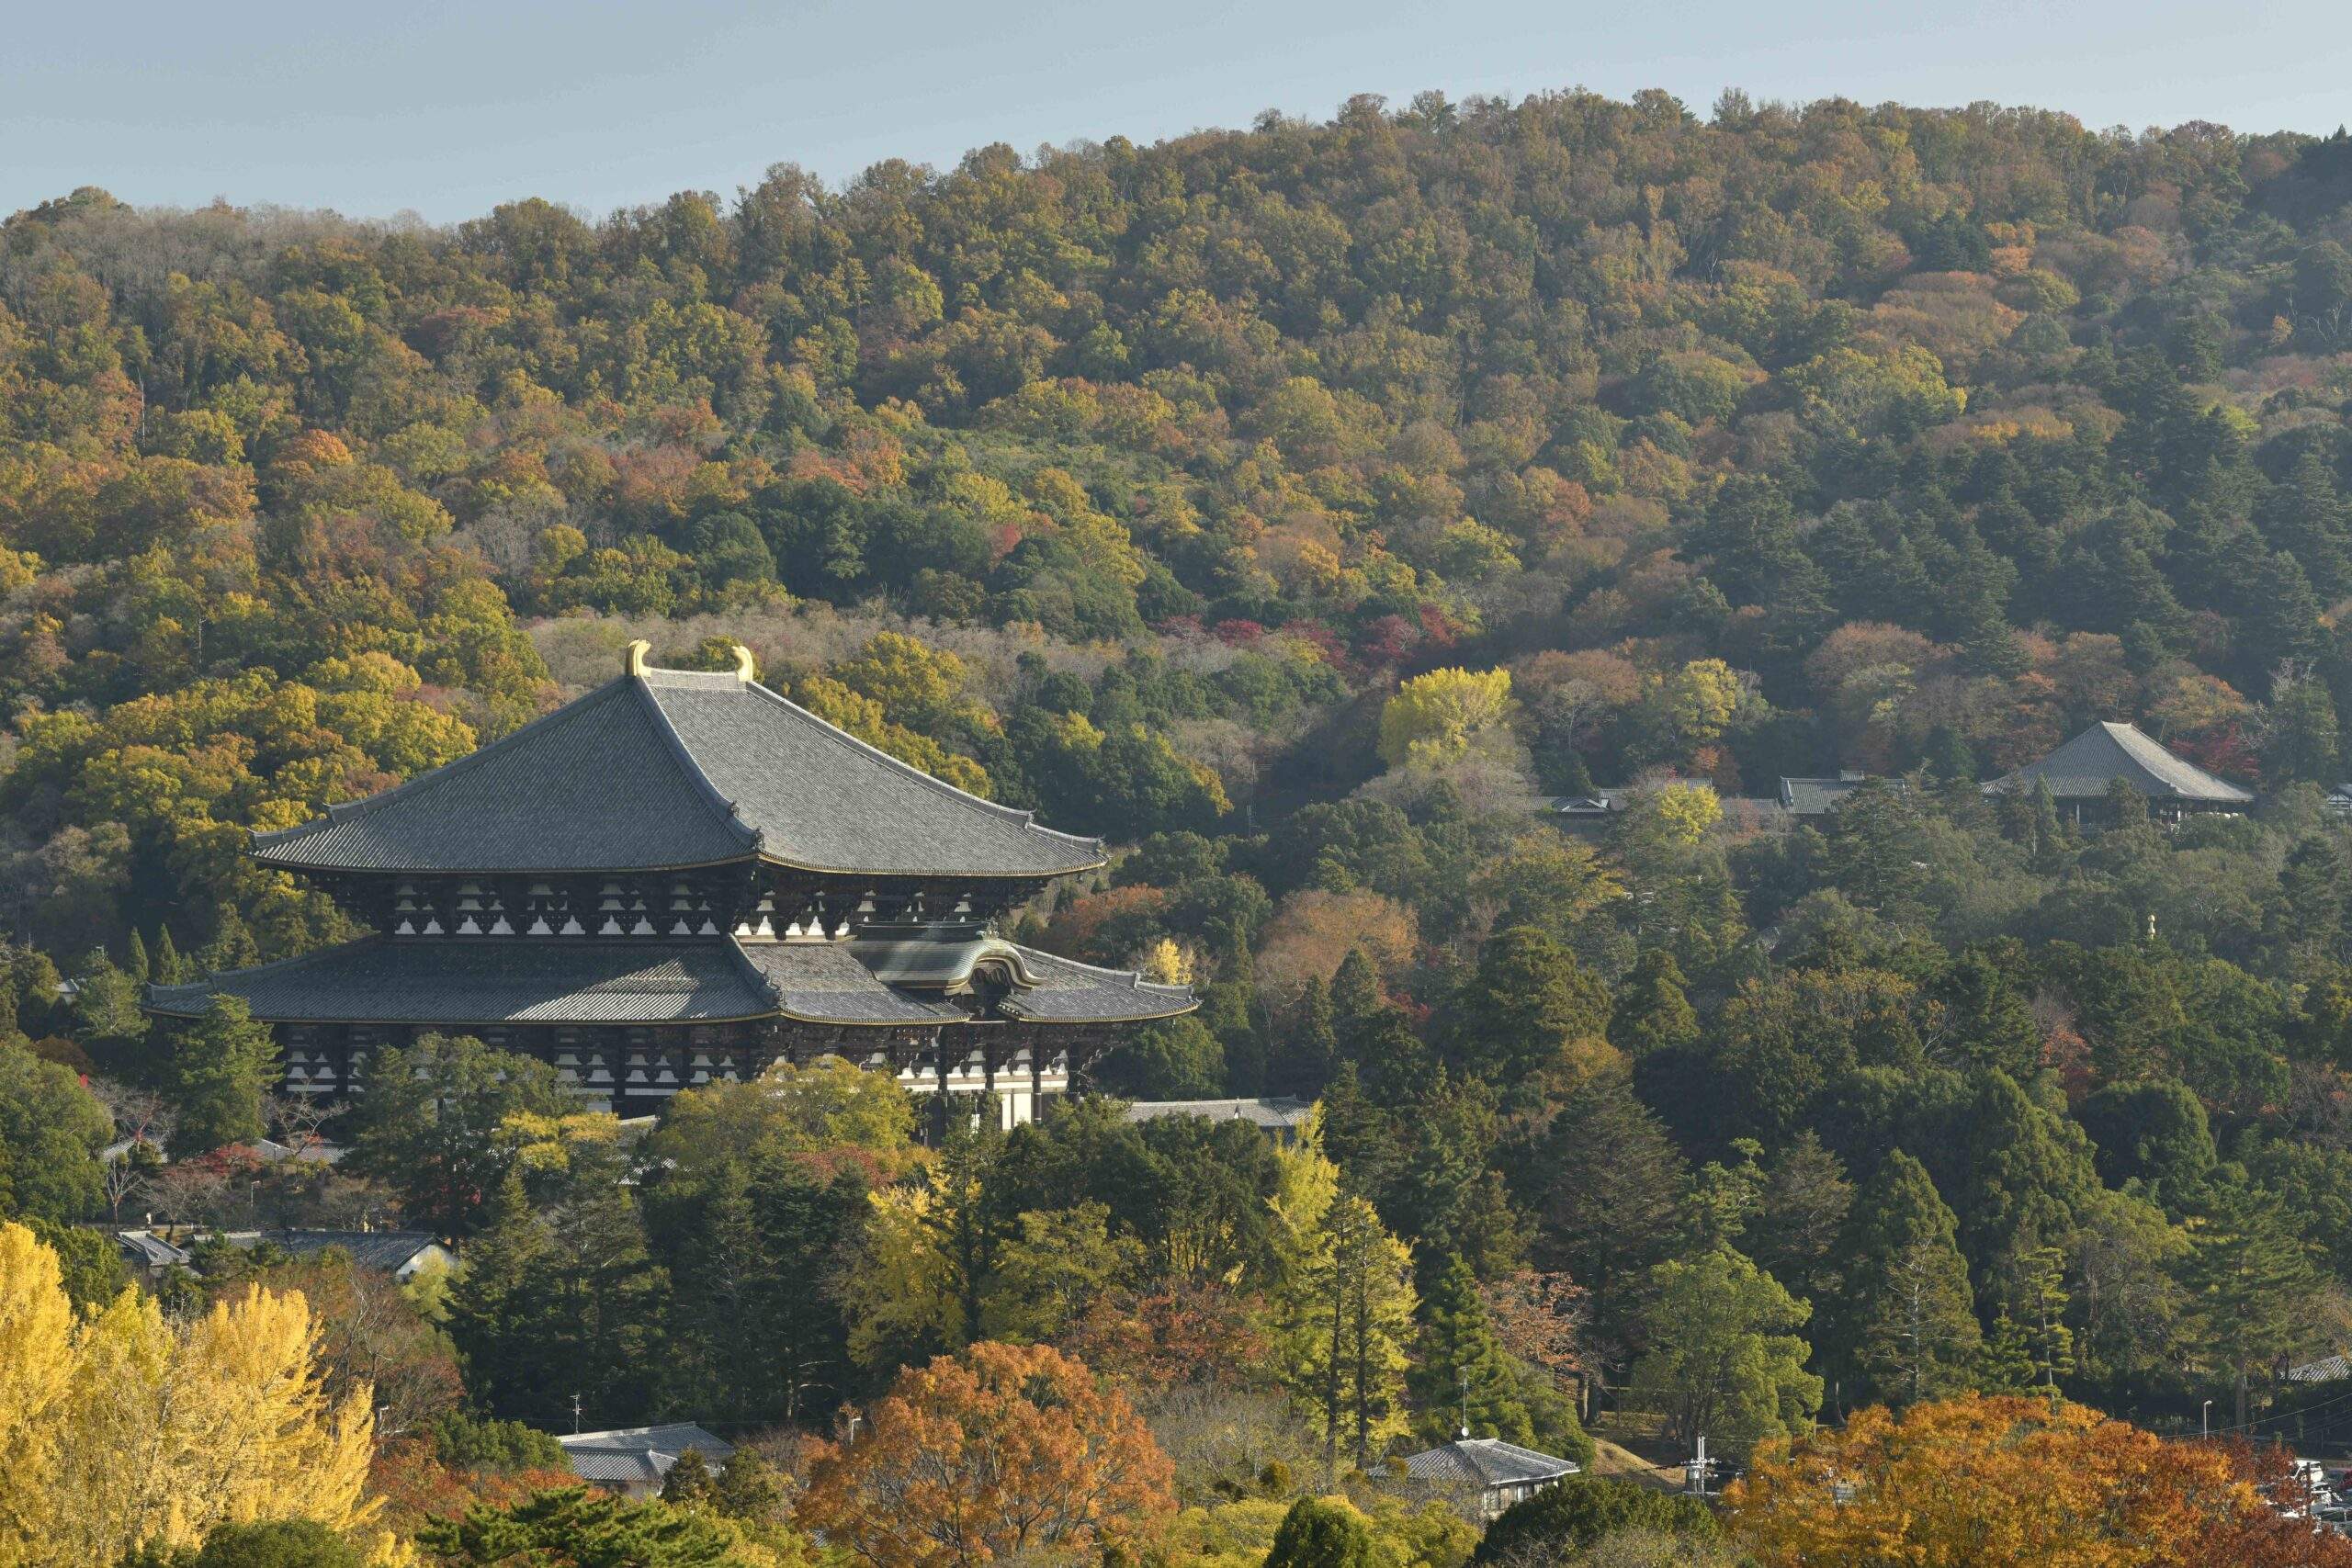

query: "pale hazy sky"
left=7, top=0, right=2351, bottom=224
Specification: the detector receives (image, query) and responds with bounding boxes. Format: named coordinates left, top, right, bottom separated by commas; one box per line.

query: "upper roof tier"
left=1984, top=721, right=2254, bottom=804
left=253, top=642, right=1106, bottom=877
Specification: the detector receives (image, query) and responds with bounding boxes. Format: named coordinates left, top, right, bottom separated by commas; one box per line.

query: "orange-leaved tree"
left=797, top=1340, right=1175, bottom=1567
left=1729, top=1393, right=2352, bottom=1567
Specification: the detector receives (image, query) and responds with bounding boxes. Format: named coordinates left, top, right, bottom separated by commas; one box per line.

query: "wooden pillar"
left=930, top=1033, right=951, bottom=1142
left=1028, top=1033, right=1045, bottom=1126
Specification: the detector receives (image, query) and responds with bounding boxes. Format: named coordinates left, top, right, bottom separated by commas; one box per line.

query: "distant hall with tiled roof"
left=145, top=641, right=1194, bottom=1124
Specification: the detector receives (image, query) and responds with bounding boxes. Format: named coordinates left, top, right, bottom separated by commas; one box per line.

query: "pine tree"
left=2188, top=1179, right=2327, bottom=1427
left=1411, top=1254, right=1534, bottom=1444
left=1609, top=950, right=1699, bottom=1055
left=198, top=909, right=260, bottom=974
left=2007, top=1242, right=2075, bottom=1389
left=1974, top=1312, right=2035, bottom=1394
left=447, top=1169, right=557, bottom=1423
left=1274, top=976, right=1339, bottom=1097
left=1837, top=1151, right=1981, bottom=1405
left=153, top=928, right=188, bottom=985
left=125, top=929, right=152, bottom=985
left=166, top=997, right=276, bottom=1153
left=1530, top=1067, right=1690, bottom=1378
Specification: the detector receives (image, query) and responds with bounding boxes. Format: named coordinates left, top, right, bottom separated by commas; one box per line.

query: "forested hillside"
left=13, top=87, right=2352, bottom=1529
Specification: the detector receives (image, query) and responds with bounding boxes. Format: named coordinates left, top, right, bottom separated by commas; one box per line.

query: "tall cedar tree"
left=1527, top=1066, right=1690, bottom=1379
left=1834, top=1151, right=1982, bottom=1406
left=1410, top=1253, right=1539, bottom=1445
left=1447, top=925, right=1613, bottom=1096
left=165, top=996, right=275, bottom=1155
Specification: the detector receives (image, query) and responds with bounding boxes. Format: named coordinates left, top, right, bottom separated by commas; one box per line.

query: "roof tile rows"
left=254, top=659, right=1106, bottom=878
left=1987, top=721, right=2253, bottom=803
left=147, top=934, right=1191, bottom=1028
left=1402, top=1437, right=1581, bottom=1488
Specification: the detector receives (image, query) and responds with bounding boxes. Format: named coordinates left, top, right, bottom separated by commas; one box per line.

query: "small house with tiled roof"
left=560, top=1424, right=732, bottom=1498
left=1983, top=721, right=2253, bottom=827
left=146, top=641, right=1193, bottom=1125
left=1403, top=1436, right=1581, bottom=1520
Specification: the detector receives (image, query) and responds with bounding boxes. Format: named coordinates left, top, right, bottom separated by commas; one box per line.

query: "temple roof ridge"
left=252, top=641, right=1107, bottom=877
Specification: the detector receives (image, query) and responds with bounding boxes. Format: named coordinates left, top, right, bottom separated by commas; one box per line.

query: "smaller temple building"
left=1984, top=721, right=2253, bottom=827
left=146, top=642, right=1193, bottom=1122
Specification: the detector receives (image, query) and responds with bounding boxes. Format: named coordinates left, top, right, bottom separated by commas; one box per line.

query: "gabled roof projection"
left=1985, top=721, right=2254, bottom=804
left=253, top=644, right=1105, bottom=877
left=144, top=939, right=779, bottom=1025
left=148, top=934, right=1195, bottom=1029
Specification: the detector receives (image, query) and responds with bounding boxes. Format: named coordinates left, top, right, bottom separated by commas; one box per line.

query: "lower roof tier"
left=142, top=932, right=1194, bottom=1030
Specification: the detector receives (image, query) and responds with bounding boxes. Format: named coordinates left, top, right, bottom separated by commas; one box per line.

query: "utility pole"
left=571, top=1393, right=583, bottom=1435
left=1459, top=1370, right=1471, bottom=1440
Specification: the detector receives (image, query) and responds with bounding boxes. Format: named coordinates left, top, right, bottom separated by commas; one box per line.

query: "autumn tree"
left=1377, top=667, right=1514, bottom=768
left=0, top=1222, right=380, bottom=1567
left=1731, top=1394, right=2352, bottom=1568
left=797, top=1341, right=1175, bottom=1568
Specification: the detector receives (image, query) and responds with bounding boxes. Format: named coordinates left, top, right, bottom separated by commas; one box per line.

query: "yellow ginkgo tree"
left=0, top=1222, right=381, bottom=1567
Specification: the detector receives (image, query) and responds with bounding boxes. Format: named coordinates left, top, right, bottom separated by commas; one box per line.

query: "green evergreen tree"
left=185, top=1519, right=364, bottom=1568
left=1954, top=1070, right=2098, bottom=1295
left=1263, top=1496, right=1376, bottom=1568
left=1470, top=1478, right=1719, bottom=1565
left=2188, top=1178, right=2328, bottom=1427
left=2267, top=674, right=2342, bottom=788
left=71, top=949, right=148, bottom=1061
left=1974, top=1311, right=2035, bottom=1394
left=1609, top=950, right=1699, bottom=1055
left=446, top=1169, right=558, bottom=1422
left=1934, top=942, right=2043, bottom=1078
left=198, top=910, right=260, bottom=974
left=1318, top=1059, right=1403, bottom=1199
left=1836, top=1151, right=1981, bottom=1405
left=153, top=928, right=190, bottom=985
left=1748, top=1133, right=1854, bottom=1314
left=165, top=997, right=276, bottom=1154
left=1410, top=1254, right=1536, bottom=1445
left=1447, top=926, right=1611, bottom=1100
left=345, top=1033, right=571, bottom=1235
left=658, top=1448, right=715, bottom=1507
left=125, top=929, right=152, bottom=985
left=1530, top=1067, right=1690, bottom=1375
left=420, top=1487, right=741, bottom=1566
left=1275, top=976, right=1340, bottom=1096
left=713, top=1450, right=786, bottom=1522
left=1329, top=949, right=1386, bottom=1054
left=2007, top=1241, right=2075, bottom=1388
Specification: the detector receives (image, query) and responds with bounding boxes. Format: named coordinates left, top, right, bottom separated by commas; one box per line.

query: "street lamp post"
left=2202, top=1399, right=2213, bottom=1439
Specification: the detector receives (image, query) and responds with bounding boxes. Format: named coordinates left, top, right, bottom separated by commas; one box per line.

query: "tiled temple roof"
left=148, top=933, right=1193, bottom=1028
left=1984, top=721, right=2253, bottom=803
left=254, top=648, right=1105, bottom=877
